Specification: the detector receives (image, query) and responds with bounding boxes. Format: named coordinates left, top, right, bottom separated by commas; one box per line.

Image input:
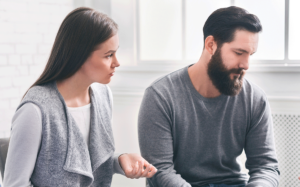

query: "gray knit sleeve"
left=106, top=85, right=113, bottom=112
left=245, top=95, right=280, bottom=187
left=138, top=87, right=192, bottom=187
left=113, top=153, right=125, bottom=175
left=4, top=103, right=42, bottom=187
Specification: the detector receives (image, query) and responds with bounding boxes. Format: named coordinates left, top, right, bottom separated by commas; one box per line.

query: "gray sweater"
left=138, top=66, right=279, bottom=187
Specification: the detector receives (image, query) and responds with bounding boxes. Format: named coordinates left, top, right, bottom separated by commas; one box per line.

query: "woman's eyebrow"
left=104, top=50, right=116, bottom=54
left=104, top=46, right=119, bottom=54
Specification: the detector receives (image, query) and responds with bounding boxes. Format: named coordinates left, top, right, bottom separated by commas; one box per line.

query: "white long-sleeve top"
left=4, top=102, right=124, bottom=187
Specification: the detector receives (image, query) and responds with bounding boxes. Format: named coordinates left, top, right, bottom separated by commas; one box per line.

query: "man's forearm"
left=246, top=167, right=279, bottom=187
left=147, top=170, right=191, bottom=187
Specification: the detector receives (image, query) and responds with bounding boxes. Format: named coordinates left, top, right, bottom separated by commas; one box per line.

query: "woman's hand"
left=118, top=153, right=157, bottom=179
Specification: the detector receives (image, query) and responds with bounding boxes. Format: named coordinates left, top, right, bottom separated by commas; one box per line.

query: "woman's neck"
left=56, top=72, right=91, bottom=107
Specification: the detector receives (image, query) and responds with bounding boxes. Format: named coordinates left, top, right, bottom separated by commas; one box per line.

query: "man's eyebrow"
left=233, top=48, right=256, bottom=55
left=104, top=46, right=119, bottom=54
left=233, top=48, right=249, bottom=54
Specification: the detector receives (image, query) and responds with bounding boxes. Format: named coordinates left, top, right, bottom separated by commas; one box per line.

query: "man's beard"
left=207, top=48, right=245, bottom=96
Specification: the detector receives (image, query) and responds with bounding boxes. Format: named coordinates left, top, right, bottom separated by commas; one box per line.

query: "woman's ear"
left=204, top=35, right=218, bottom=55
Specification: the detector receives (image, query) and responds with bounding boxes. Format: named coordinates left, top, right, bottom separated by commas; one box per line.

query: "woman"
left=4, top=7, right=157, bottom=187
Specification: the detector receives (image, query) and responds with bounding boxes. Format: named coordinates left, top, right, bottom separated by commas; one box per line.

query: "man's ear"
left=204, top=35, right=218, bottom=55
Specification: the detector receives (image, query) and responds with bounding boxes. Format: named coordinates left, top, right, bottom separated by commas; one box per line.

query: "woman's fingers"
left=141, top=163, right=151, bottom=177
left=146, top=165, right=158, bottom=178
left=130, top=161, right=138, bottom=178
left=133, top=160, right=144, bottom=178
left=120, top=153, right=157, bottom=179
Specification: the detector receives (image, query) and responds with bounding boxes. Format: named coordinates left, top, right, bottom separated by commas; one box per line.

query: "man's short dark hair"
left=203, top=6, right=262, bottom=47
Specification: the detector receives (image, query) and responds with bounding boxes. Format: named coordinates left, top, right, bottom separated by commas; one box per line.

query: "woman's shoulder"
left=12, top=103, right=42, bottom=128
left=19, top=82, right=62, bottom=112
left=90, top=82, right=109, bottom=91
left=90, top=83, right=111, bottom=98
left=90, top=83, right=112, bottom=111
left=24, top=82, right=56, bottom=101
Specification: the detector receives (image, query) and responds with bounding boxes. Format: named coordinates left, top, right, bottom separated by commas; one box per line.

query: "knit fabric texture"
left=18, top=82, right=115, bottom=187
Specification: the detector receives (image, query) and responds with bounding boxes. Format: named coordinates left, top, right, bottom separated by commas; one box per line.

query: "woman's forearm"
left=4, top=103, right=42, bottom=187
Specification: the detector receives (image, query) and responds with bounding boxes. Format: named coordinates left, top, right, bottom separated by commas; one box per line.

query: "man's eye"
left=235, top=52, right=242, bottom=55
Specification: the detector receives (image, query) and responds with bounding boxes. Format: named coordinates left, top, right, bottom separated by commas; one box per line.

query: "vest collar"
left=52, top=82, right=115, bottom=181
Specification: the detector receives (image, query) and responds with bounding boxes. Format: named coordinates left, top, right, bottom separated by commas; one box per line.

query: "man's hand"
left=118, top=153, right=157, bottom=179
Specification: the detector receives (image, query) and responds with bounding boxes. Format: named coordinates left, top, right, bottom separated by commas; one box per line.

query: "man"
left=138, top=6, right=279, bottom=187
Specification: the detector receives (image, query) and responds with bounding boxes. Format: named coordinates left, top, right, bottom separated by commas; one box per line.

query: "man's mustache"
left=228, top=68, right=245, bottom=75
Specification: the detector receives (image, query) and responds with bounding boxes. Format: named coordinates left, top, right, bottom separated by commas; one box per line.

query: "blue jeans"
left=192, top=184, right=245, bottom=187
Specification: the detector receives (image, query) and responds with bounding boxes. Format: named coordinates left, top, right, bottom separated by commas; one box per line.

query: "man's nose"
left=239, top=56, right=249, bottom=70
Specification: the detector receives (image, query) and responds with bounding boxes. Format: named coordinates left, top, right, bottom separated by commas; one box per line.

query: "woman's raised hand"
left=118, top=153, right=157, bottom=179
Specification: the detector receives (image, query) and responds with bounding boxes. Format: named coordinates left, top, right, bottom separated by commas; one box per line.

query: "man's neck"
left=188, top=55, right=221, bottom=98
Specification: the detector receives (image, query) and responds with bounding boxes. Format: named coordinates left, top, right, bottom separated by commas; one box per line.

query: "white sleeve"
left=3, top=103, right=42, bottom=187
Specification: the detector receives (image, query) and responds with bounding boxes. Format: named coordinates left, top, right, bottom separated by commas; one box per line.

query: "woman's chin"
left=97, top=78, right=111, bottom=84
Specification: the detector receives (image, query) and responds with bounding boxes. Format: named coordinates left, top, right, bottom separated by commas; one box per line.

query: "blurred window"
left=139, top=0, right=182, bottom=61
left=235, top=0, right=285, bottom=60
left=185, top=0, right=231, bottom=60
left=289, top=0, right=300, bottom=60
left=83, top=0, right=299, bottom=66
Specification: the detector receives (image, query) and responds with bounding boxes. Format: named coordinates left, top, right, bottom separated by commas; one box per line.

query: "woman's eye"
left=235, top=52, right=242, bottom=55
left=106, top=54, right=113, bottom=58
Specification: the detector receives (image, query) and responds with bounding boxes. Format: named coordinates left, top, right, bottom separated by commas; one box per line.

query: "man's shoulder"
left=147, top=66, right=187, bottom=92
left=242, top=78, right=268, bottom=103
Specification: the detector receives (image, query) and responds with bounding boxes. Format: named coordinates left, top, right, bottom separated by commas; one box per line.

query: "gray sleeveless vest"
left=17, top=82, right=115, bottom=187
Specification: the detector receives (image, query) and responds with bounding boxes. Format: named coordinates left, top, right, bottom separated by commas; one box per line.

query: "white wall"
left=0, top=0, right=73, bottom=137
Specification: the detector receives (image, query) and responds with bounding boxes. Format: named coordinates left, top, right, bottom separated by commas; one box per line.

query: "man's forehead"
left=229, top=30, right=259, bottom=52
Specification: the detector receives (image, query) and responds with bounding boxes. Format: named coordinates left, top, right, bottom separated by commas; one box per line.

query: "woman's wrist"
left=118, top=153, right=127, bottom=169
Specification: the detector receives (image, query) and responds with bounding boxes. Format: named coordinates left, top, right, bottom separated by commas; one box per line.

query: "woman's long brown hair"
left=23, top=7, right=118, bottom=98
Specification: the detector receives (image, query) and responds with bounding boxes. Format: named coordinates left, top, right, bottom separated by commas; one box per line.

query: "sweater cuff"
left=113, top=153, right=125, bottom=175
left=246, top=181, right=273, bottom=187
